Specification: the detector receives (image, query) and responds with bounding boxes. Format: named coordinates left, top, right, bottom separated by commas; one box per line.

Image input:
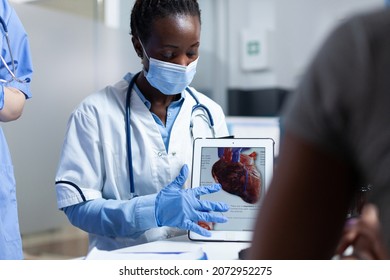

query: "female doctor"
left=1, top=0, right=33, bottom=259
left=55, top=0, right=230, bottom=252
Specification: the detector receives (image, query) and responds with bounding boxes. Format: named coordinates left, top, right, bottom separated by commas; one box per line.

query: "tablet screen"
left=189, top=138, right=274, bottom=242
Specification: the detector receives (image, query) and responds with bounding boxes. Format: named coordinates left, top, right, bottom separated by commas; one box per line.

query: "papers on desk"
left=85, top=241, right=208, bottom=260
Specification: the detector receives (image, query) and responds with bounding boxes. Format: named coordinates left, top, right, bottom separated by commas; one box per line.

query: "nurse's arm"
left=0, top=86, right=26, bottom=122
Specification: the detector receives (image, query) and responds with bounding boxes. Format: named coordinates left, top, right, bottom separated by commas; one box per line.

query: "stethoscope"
left=126, top=72, right=215, bottom=198
left=0, top=16, right=28, bottom=84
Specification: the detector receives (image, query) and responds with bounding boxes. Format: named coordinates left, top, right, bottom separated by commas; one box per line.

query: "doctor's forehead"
left=147, top=15, right=201, bottom=46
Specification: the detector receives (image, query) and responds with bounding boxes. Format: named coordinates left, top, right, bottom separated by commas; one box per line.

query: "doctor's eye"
left=187, top=47, right=199, bottom=58
left=161, top=52, right=174, bottom=60
left=187, top=53, right=198, bottom=61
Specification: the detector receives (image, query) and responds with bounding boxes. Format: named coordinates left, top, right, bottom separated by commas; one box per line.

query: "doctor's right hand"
left=155, top=164, right=229, bottom=237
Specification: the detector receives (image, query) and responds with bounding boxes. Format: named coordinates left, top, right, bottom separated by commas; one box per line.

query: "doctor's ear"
left=131, top=36, right=143, bottom=59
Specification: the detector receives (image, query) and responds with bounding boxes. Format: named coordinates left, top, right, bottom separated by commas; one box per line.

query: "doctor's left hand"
left=155, top=164, right=229, bottom=236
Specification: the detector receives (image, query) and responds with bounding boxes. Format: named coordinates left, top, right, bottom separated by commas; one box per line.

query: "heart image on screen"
left=211, top=147, right=262, bottom=204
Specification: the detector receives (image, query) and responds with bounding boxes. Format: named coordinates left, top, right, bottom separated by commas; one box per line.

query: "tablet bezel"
left=188, top=137, right=275, bottom=242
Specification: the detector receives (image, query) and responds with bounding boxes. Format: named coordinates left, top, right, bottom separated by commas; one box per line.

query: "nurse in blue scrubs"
left=0, top=0, right=33, bottom=259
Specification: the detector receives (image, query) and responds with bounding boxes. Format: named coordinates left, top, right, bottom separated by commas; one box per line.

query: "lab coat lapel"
left=129, top=89, right=165, bottom=148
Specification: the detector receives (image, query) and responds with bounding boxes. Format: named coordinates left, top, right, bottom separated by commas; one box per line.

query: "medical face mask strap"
left=138, top=38, right=155, bottom=81
left=138, top=38, right=150, bottom=67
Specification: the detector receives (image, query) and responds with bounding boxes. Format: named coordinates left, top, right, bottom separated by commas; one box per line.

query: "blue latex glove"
left=155, top=164, right=229, bottom=237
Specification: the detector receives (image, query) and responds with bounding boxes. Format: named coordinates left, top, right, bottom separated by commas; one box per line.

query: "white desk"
left=86, top=234, right=250, bottom=260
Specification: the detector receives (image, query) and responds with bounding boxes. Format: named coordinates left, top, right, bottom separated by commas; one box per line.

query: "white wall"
left=226, top=0, right=277, bottom=90
left=104, top=0, right=134, bottom=30
left=273, top=0, right=384, bottom=88
left=226, top=0, right=384, bottom=90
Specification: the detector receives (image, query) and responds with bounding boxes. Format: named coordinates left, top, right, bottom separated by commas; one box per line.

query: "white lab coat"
left=55, top=73, right=229, bottom=251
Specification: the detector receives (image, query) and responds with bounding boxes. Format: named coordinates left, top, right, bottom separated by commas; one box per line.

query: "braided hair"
left=130, top=0, right=201, bottom=43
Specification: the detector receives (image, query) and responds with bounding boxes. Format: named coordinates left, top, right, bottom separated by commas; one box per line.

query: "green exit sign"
left=247, top=40, right=261, bottom=56
left=241, top=29, right=269, bottom=71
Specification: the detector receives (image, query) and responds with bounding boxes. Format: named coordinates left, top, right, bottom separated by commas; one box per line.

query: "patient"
left=248, top=7, right=390, bottom=259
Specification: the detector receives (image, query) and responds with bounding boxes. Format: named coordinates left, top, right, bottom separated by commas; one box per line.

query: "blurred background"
left=3, top=0, right=384, bottom=259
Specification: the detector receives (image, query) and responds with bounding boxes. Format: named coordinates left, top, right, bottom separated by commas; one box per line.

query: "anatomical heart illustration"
left=211, top=148, right=262, bottom=204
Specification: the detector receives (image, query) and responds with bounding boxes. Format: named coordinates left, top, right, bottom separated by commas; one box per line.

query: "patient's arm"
left=248, top=131, right=356, bottom=259
left=335, top=204, right=389, bottom=260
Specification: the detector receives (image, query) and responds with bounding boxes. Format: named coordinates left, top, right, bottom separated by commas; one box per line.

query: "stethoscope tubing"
left=0, top=16, right=8, bottom=33
left=126, top=73, right=138, bottom=197
left=0, top=15, right=28, bottom=84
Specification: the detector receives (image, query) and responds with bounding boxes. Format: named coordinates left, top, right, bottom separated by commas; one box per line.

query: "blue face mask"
left=139, top=40, right=199, bottom=95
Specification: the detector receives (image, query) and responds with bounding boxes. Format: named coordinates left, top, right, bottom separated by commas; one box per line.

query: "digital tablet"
left=188, top=137, right=275, bottom=242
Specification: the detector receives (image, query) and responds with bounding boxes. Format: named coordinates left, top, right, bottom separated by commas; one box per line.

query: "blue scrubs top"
left=0, top=0, right=33, bottom=260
